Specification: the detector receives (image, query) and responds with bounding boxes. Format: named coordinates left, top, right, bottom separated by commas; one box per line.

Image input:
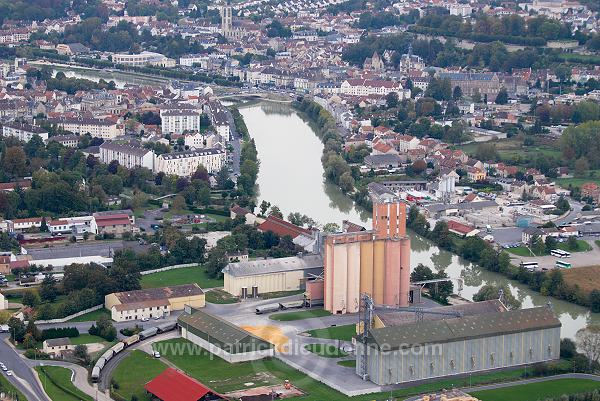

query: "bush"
left=41, top=327, right=79, bottom=340
left=24, top=349, right=50, bottom=360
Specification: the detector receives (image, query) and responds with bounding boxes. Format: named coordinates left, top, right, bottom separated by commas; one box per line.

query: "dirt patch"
left=562, top=265, right=600, bottom=296
left=225, top=384, right=305, bottom=400
left=240, top=325, right=289, bottom=352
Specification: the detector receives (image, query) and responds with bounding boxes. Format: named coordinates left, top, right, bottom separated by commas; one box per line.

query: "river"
left=239, top=101, right=600, bottom=339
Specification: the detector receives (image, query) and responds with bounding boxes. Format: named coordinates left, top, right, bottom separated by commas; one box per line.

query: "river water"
left=239, top=101, right=599, bottom=339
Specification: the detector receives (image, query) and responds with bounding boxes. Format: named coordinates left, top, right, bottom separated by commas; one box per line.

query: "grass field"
left=337, top=360, right=356, bottom=368
left=70, top=334, right=107, bottom=345
left=205, top=289, right=239, bottom=304
left=141, top=266, right=223, bottom=289
left=304, top=344, right=348, bottom=358
left=472, top=378, right=600, bottom=401
left=260, top=290, right=305, bottom=299
left=35, top=366, right=93, bottom=401
left=154, top=338, right=545, bottom=401
left=459, top=137, right=562, bottom=164
left=507, top=240, right=592, bottom=257
left=563, top=265, right=600, bottom=296
left=305, top=324, right=356, bottom=342
left=67, top=308, right=111, bottom=322
left=269, top=309, right=331, bottom=321
left=111, top=350, right=167, bottom=401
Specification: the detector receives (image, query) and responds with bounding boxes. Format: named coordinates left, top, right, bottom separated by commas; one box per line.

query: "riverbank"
left=290, top=98, right=597, bottom=314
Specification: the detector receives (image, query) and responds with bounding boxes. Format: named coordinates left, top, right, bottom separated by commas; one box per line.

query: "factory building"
left=324, top=190, right=411, bottom=314
left=356, top=306, right=561, bottom=385
left=222, top=254, right=323, bottom=298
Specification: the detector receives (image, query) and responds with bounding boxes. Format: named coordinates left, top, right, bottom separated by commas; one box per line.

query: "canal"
left=239, top=101, right=599, bottom=339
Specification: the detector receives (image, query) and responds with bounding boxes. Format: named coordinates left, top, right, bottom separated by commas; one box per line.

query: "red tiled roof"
left=447, top=220, right=477, bottom=235
left=95, top=217, right=131, bottom=227
left=257, top=215, right=311, bottom=238
left=144, top=368, right=225, bottom=401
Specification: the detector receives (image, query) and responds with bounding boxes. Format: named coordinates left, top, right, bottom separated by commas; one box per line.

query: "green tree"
left=495, top=87, right=509, bottom=104
left=545, top=236, right=557, bottom=254
left=452, top=85, right=462, bottom=100
left=22, top=290, right=40, bottom=307
left=8, top=317, right=26, bottom=342
left=386, top=91, right=399, bottom=109
left=567, top=235, right=579, bottom=251
left=473, top=284, right=521, bottom=310
left=591, top=290, right=600, bottom=313
left=40, top=276, right=58, bottom=302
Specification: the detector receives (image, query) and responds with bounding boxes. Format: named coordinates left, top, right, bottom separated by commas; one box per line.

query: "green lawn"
left=205, top=289, right=239, bottom=304
left=270, top=309, right=331, bottom=321
left=111, top=350, right=167, bottom=401
left=304, top=344, right=348, bottom=358
left=337, top=360, right=356, bottom=368
left=556, top=171, right=600, bottom=189
left=0, top=367, right=27, bottom=400
left=472, top=378, right=600, bottom=401
left=141, top=266, right=223, bottom=289
left=507, top=240, right=592, bottom=257
left=68, top=308, right=111, bottom=322
left=70, top=334, right=107, bottom=345
left=154, top=338, right=548, bottom=401
left=305, top=324, right=357, bottom=342
left=35, top=366, right=93, bottom=401
left=259, top=290, right=305, bottom=300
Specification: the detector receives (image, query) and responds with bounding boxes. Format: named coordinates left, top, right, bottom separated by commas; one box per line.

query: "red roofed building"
left=446, top=220, right=479, bottom=237
left=0, top=180, right=32, bottom=192
left=144, top=368, right=227, bottom=401
left=257, top=215, right=311, bottom=239
left=91, top=210, right=136, bottom=237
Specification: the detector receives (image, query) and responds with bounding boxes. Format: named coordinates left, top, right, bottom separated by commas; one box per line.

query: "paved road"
left=403, top=373, right=600, bottom=401
left=25, top=241, right=149, bottom=261
left=0, top=336, right=49, bottom=401
left=510, top=239, right=600, bottom=269
left=225, top=106, right=241, bottom=176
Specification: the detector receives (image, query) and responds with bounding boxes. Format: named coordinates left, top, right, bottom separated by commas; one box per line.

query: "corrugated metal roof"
left=178, top=310, right=273, bottom=353
left=222, top=254, right=323, bottom=277
left=368, top=307, right=561, bottom=351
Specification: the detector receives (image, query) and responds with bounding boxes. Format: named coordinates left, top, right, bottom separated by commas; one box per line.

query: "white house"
left=155, top=148, right=226, bottom=176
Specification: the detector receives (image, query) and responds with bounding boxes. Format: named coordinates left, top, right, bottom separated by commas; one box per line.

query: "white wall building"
left=160, top=109, right=201, bottom=135
left=112, top=51, right=175, bottom=68
left=99, top=142, right=155, bottom=170
left=2, top=122, right=48, bottom=142
left=340, top=79, right=410, bottom=99
left=155, top=148, right=225, bottom=176
left=44, top=117, right=123, bottom=140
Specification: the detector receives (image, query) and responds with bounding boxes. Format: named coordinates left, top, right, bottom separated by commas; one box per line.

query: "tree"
left=2, top=146, right=28, bottom=179
left=40, top=275, right=58, bottom=302
left=338, top=171, right=355, bottom=192
left=322, top=223, right=340, bottom=233
left=472, top=89, right=482, bottom=103
left=473, top=284, right=521, bottom=310
left=171, top=195, right=186, bottom=212
left=567, top=235, right=579, bottom=251
left=89, top=316, right=117, bottom=341
left=452, top=85, right=462, bottom=100
left=576, top=325, right=600, bottom=371
left=386, top=91, right=399, bottom=109
left=8, top=317, right=26, bottom=343
left=22, top=290, right=40, bottom=307
left=495, top=87, right=509, bottom=104
left=574, top=156, right=589, bottom=177
left=269, top=205, right=283, bottom=218
left=591, top=290, right=600, bottom=313
left=545, top=236, right=557, bottom=254
left=259, top=200, right=271, bottom=216
left=74, top=344, right=91, bottom=365
left=560, top=338, right=577, bottom=359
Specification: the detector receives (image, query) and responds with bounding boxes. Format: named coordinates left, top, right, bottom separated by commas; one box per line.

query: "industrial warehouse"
left=356, top=304, right=561, bottom=385
left=222, top=253, right=323, bottom=298
left=177, top=308, right=274, bottom=362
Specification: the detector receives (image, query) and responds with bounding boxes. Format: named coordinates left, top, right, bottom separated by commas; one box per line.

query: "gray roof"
left=45, top=337, right=71, bottom=347
left=377, top=299, right=507, bottom=327
left=100, top=141, right=152, bottom=157
left=158, top=148, right=223, bottom=160
left=425, top=201, right=498, bottom=214
left=178, top=310, right=273, bottom=353
left=222, top=254, right=323, bottom=277
left=367, top=307, right=560, bottom=351
left=364, top=154, right=402, bottom=166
